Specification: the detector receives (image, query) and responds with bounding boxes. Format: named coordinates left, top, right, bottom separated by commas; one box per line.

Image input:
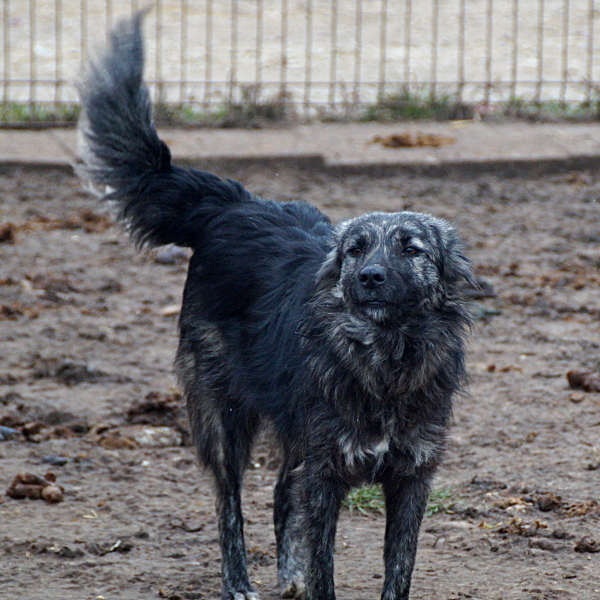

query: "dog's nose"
left=358, top=264, right=387, bottom=288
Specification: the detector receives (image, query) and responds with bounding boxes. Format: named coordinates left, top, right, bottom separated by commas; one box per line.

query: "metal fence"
left=1, top=0, right=599, bottom=122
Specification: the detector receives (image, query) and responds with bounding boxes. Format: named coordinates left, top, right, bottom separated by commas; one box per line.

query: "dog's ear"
left=446, top=247, right=477, bottom=288
left=316, top=244, right=342, bottom=287
left=432, top=223, right=476, bottom=288
left=315, top=219, right=354, bottom=287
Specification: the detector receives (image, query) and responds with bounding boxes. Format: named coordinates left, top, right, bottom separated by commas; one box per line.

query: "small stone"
left=53, top=545, right=84, bottom=558
left=550, top=528, right=571, bottom=540
left=528, top=538, right=556, bottom=551
left=5, top=471, right=64, bottom=503
left=99, top=434, right=138, bottom=450
left=536, top=492, right=563, bottom=512
left=105, top=539, right=133, bottom=553
left=133, top=530, right=150, bottom=539
left=41, top=484, right=64, bottom=504
left=117, top=425, right=183, bottom=448
left=41, top=456, right=69, bottom=466
left=160, top=304, right=181, bottom=317
left=0, top=426, right=21, bottom=441
left=574, top=536, right=600, bottom=553
left=567, top=370, right=600, bottom=392
left=85, top=542, right=104, bottom=556
left=0, top=223, right=17, bottom=244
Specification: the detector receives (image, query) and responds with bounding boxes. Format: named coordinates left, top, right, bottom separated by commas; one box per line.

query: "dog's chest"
left=338, top=418, right=445, bottom=472
left=338, top=431, right=391, bottom=468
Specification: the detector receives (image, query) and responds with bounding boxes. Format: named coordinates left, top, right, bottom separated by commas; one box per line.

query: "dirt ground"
left=1, top=163, right=599, bottom=600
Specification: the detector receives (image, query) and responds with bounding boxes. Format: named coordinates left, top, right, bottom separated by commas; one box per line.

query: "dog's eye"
left=403, top=246, right=421, bottom=256
left=349, top=247, right=363, bottom=257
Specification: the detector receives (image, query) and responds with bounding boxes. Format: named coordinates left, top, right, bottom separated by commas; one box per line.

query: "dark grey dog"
left=77, top=14, right=473, bottom=600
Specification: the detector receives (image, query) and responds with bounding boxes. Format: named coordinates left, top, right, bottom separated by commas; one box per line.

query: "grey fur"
left=76, top=14, right=474, bottom=600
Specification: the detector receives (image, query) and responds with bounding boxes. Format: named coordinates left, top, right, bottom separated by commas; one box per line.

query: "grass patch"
left=0, top=86, right=296, bottom=129
left=426, top=486, right=455, bottom=516
left=153, top=86, right=296, bottom=128
left=360, top=87, right=473, bottom=122
left=343, top=485, right=386, bottom=515
left=492, top=96, right=600, bottom=122
left=3, top=89, right=600, bottom=127
left=0, top=102, right=80, bottom=126
left=343, top=484, right=455, bottom=516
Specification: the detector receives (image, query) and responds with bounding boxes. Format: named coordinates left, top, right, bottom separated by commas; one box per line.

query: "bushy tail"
left=77, top=11, right=252, bottom=248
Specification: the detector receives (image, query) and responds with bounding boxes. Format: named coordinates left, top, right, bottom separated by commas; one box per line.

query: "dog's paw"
left=230, top=592, right=260, bottom=600
left=280, top=576, right=306, bottom=599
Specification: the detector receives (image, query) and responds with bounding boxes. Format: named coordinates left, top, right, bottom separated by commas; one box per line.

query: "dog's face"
left=319, top=211, right=473, bottom=324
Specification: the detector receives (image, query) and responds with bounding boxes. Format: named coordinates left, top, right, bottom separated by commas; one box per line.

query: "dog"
left=77, top=13, right=473, bottom=600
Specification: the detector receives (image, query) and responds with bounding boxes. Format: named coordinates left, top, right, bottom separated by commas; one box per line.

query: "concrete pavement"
left=2, top=121, right=600, bottom=174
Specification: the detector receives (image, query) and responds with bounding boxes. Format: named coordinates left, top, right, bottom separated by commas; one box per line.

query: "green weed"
left=343, top=484, right=386, bottom=515
left=0, top=102, right=79, bottom=125
left=153, top=86, right=296, bottom=128
left=495, top=96, right=600, bottom=122
left=3, top=88, right=600, bottom=127
left=426, top=486, right=455, bottom=516
left=343, top=484, right=455, bottom=517
left=360, top=87, right=473, bottom=122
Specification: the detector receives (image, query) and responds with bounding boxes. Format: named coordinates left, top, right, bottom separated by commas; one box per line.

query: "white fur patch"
left=340, top=433, right=390, bottom=467
left=340, top=424, right=444, bottom=470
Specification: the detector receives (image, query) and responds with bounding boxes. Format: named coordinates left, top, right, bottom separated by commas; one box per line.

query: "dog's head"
left=317, top=211, right=474, bottom=325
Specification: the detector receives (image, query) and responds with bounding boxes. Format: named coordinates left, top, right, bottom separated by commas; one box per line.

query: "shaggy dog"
left=77, top=14, right=473, bottom=600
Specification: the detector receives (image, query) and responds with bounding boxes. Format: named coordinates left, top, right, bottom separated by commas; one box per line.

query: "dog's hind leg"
left=302, top=456, right=348, bottom=600
left=380, top=469, right=434, bottom=600
left=274, top=454, right=306, bottom=599
left=187, top=388, right=260, bottom=600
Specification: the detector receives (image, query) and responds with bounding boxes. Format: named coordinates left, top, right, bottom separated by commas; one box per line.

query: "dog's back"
left=78, top=14, right=333, bottom=423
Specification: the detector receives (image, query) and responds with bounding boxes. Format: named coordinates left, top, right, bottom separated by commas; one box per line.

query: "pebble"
left=50, top=545, right=84, bottom=558
left=5, top=472, right=65, bottom=504
left=0, top=426, right=20, bottom=441
left=528, top=538, right=556, bottom=552
left=123, top=425, right=183, bottom=448
left=41, top=484, right=65, bottom=503
left=574, top=536, right=600, bottom=553
left=41, top=456, right=69, bottom=466
left=160, top=304, right=181, bottom=317
left=567, top=370, right=600, bottom=392
left=99, top=425, right=183, bottom=449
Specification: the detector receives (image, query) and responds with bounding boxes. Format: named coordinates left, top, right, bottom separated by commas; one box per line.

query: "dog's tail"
left=77, top=11, right=251, bottom=248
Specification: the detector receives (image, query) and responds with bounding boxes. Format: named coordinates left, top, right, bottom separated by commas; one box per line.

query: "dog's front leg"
left=302, top=457, right=347, bottom=600
left=380, top=470, right=434, bottom=600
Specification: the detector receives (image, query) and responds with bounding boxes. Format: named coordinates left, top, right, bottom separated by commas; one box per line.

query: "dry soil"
left=0, top=163, right=599, bottom=600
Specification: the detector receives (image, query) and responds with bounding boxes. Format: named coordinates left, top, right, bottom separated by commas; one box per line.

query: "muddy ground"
left=0, top=163, right=599, bottom=600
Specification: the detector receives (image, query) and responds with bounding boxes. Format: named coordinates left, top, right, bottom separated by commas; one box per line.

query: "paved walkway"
left=2, top=121, right=600, bottom=173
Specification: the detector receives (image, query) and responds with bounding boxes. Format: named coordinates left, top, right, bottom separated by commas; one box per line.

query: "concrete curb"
left=2, top=122, right=600, bottom=177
